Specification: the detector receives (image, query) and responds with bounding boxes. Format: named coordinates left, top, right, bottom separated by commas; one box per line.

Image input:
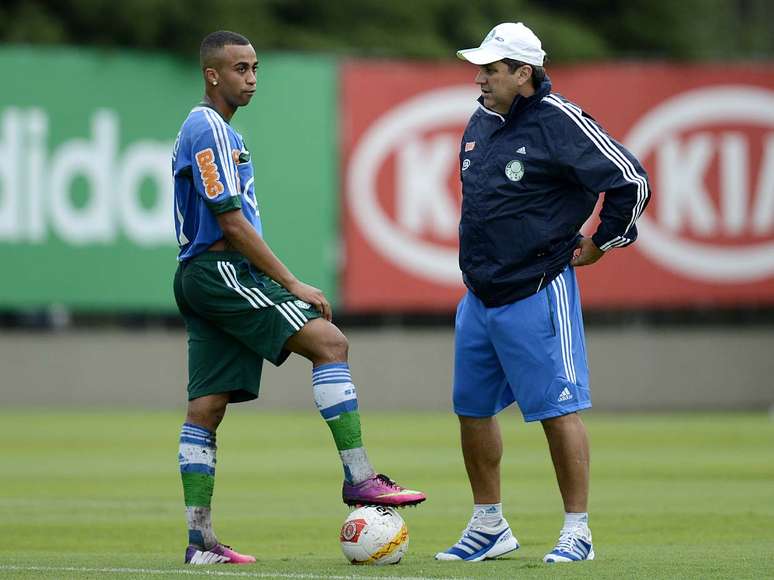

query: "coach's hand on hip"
left=570, top=237, right=604, bottom=267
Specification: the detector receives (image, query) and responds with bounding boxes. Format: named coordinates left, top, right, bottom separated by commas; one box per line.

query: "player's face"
left=216, top=44, right=259, bottom=108
left=475, top=61, right=529, bottom=114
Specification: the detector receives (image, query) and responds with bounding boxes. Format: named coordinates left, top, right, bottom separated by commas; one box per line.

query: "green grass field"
left=1, top=410, right=772, bottom=579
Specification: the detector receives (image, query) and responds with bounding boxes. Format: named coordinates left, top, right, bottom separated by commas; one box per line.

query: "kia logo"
left=625, top=85, right=774, bottom=282
left=347, top=86, right=478, bottom=284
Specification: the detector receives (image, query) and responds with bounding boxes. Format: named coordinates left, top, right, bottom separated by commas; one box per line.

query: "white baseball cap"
left=457, top=22, right=546, bottom=67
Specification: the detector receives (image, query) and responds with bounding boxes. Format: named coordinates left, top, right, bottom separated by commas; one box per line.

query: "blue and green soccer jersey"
left=172, top=105, right=261, bottom=261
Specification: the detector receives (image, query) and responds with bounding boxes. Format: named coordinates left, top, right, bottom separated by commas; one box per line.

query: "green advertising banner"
left=0, top=48, right=338, bottom=311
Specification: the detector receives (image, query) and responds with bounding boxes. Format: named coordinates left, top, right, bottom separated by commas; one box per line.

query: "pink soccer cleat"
left=342, top=473, right=426, bottom=507
left=184, top=543, right=256, bottom=565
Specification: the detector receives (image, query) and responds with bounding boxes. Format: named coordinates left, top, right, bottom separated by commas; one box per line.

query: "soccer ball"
left=339, top=505, right=409, bottom=565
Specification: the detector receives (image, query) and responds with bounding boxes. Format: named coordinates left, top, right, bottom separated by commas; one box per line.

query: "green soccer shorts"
left=173, top=251, right=322, bottom=403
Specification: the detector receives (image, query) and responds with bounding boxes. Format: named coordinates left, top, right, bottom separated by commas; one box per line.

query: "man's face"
left=211, top=44, right=258, bottom=108
left=475, top=61, right=527, bottom=114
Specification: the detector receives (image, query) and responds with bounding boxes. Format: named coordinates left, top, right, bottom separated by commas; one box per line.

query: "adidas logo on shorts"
left=557, top=387, right=573, bottom=402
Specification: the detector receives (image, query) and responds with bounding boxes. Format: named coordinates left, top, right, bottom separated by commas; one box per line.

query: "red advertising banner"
left=342, top=62, right=774, bottom=311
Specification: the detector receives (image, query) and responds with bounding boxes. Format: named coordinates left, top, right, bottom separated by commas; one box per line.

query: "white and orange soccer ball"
left=339, top=506, right=409, bottom=565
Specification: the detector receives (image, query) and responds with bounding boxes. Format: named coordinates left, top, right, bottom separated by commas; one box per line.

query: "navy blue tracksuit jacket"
left=459, top=78, right=650, bottom=307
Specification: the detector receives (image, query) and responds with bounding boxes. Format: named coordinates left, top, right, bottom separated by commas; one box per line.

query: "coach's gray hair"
left=502, top=58, right=546, bottom=90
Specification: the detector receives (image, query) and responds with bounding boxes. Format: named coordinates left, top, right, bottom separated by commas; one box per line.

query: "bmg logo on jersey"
left=195, top=148, right=225, bottom=199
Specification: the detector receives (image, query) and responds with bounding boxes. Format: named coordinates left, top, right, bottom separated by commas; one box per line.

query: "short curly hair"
left=200, top=31, right=251, bottom=68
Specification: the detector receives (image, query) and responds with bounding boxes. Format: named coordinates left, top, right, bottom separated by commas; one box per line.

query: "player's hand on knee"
left=570, top=237, right=604, bottom=267
left=288, top=280, right=333, bottom=321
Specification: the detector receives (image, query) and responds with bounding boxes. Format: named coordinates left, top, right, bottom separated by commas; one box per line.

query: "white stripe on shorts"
left=556, top=272, right=577, bottom=384
left=550, top=272, right=576, bottom=384
left=222, top=262, right=302, bottom=331
left=279, top=302, right=306, bottom=328
left=217, top=261, right=301, bottom=331
left=217, top=261, right=262, bottom=309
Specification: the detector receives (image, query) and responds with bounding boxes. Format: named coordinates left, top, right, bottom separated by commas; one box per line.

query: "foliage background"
left=2, top=0, right=773, bottom=62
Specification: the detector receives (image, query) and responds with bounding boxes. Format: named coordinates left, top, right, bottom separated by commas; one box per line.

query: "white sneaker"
left=543, top=525, right=595, bottom=563
left=435, top=517, right=519, bottom=562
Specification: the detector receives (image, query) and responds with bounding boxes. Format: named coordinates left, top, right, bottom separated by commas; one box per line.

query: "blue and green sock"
left=312, top=362, right=375, bottom=484
left=179, top=422, right=218, bottom=549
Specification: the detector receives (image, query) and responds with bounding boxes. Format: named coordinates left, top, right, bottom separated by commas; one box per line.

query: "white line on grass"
left=0, top=565, right=472, bottom=580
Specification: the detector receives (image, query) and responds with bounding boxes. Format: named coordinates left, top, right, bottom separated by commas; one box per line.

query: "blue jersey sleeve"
left=190, top=123, right=242, bottom=215
left=542, top=95, right=651, bottom=252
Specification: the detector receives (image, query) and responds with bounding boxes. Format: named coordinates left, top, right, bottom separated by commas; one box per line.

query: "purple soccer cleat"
left=184, top=543, right=256, bottom=565
left=342, top=473, right=426, bottom=507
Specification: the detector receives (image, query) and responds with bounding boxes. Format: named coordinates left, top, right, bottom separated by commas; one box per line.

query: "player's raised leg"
left=180, top=394, right=256, bottom=565
left=285, top=319, right=426, bottom=507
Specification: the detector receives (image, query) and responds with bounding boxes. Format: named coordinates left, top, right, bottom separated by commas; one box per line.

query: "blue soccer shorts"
left=453, top=266, right=591, bottom=422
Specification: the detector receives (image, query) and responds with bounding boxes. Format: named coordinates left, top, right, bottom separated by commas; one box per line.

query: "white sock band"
left=563, top=512, right=589, bottom=530
left=473, top=503, right=503, bottom=527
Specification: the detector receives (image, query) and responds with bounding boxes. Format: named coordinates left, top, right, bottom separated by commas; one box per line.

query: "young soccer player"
left=172, top=30, right=425, bottom=565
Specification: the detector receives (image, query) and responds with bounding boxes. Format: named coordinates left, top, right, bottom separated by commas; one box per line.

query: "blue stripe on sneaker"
left=548, top=537, right=592, bottom=561
left=461, top=538, right=481, bottom=550
left=441, top=527, right=511, bottom=561
left=449, top=546, right=474, bottom=557
left=320, top=399, right=359, bottom=419
left=574, top=538, right=592, bottom=558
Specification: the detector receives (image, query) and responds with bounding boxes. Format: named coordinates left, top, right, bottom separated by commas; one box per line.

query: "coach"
left=435, top=22, right=650, bottom=564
